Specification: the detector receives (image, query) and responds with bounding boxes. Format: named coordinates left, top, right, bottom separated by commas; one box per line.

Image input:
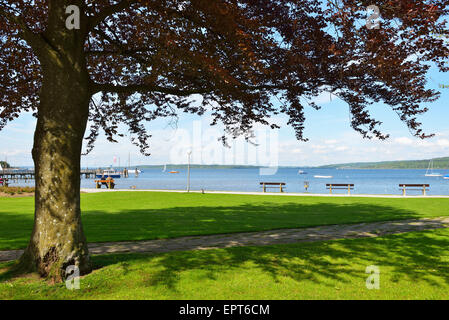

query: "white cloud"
left=436, top=139, right=449, bottom=147
left=334, top=146, right=349, bottom=152
left=394, top=137, right=414, bottom=145
left=310, top=89, right=339, bottom=105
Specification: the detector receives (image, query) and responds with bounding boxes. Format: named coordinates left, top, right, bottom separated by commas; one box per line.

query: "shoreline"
left=80, top=188, right=449, bottom=198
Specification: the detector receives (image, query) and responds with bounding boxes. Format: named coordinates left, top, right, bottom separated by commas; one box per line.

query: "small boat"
left=162, top=164, right=167, bottom=172
left=169, top=171, right=179, bottom=174
left=127, top=169, right=142, bottom=174
left=298, top=170, right=307, bottom=175
left=444, top=175, right=449, bottom=180
left=96, top=168, right=121, bottom=179
left=314, top=175, right=333, bottom=179
left=425, top=160, right=442, bottom=177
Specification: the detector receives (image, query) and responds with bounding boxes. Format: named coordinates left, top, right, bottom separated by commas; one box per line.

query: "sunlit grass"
left=1, top=228, right=448, bottom=299
left=1, top=192, right=449, bottom=250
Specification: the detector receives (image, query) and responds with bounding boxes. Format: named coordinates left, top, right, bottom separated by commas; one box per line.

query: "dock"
left=0, top=169, right=97, bottom=181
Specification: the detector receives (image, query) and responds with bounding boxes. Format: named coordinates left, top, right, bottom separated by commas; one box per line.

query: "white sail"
left=0, top=163, right=2, bottom=170
left=425, top=160, right=442, bottom=177
left=163, top=164, right=167, bottom=172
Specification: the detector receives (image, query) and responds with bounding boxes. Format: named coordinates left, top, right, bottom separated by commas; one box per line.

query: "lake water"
left=73, top=168, right=449, bottom=196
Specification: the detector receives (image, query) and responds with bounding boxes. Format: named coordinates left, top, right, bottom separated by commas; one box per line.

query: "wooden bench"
left=399, top=184, right=429, bottom=196
left=95, top=178, right=115, bottom=189
left=260, top=182, right=286, bottom=193
left=326, top=183, right=354, bottom=195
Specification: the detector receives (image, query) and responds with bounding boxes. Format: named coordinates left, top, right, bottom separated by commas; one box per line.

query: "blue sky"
left=2, top=64, right=448, bottom=168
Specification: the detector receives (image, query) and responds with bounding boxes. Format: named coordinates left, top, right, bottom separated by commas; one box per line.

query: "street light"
left=187, top=150, right=192, bottom=192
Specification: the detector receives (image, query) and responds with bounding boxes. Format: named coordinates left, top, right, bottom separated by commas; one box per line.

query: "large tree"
left=1, top=0, right=448, bottom=281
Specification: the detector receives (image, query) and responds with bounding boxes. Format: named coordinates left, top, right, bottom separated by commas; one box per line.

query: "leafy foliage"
left=1, top=0, right=449, bottom=154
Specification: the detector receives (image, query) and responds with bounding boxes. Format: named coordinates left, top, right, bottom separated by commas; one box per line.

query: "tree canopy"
left=1, top=0, right=448, bottom=152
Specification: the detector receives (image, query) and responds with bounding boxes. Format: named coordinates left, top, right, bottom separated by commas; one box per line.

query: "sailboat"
left=162, top=164, right=167, bottom=172
left=425, top=160, right=442, bottom=177
left=126, top=153, right=142, bottom=174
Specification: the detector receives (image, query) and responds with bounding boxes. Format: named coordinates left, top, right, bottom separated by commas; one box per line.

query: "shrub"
left=0, top=186, right=35, bottom=195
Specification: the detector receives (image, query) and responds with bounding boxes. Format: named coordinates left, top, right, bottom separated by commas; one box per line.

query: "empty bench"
left=260, top=182, right=286, bottom=193
left=326, top=183, right=354, bottom=195
left=95, top=178, right=115, bottom=189
left=399, top=184, right=429, bottom=196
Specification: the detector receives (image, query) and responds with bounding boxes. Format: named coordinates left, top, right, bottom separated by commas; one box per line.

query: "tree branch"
left=91, top=82, right=210, bottom=96
left=91, top=81, right=289, bottom=97
left=90, top=27, right=155, bottom=65
left=86, top=48, right=153, bottom=55
left=88, top=0, right=139, bottom=30
left=0, top=5, right=44, bottom=47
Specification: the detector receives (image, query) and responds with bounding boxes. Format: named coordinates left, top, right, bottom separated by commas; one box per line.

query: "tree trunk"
left=17, top=55, right=92, bottom=281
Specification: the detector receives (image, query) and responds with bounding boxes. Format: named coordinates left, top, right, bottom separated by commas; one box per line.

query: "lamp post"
left=187, top=150, right=192, bottom=192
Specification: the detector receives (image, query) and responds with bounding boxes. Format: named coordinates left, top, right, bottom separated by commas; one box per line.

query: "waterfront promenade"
left=80, top=188, right=449, bottom=198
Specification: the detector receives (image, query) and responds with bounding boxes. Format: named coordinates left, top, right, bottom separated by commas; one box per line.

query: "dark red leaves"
left=1, top=0, right=449, bottom=153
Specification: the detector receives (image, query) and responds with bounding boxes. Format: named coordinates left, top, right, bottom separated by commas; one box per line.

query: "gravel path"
left=1, top=217, right=448, bottom=262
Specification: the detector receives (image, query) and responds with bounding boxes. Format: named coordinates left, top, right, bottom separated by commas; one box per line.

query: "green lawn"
left=1, top=192, right=449, bottom=250
left=1, top=228, right=448, bottom=299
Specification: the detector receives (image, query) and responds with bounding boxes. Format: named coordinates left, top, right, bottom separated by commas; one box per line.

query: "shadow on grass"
left=73, top=201, right=439, bottom=243
left=1, top=199, right=448, bottom=290
left=82, top=228, right=449, bottom=292
left=1, top=195, right=445, bottom=250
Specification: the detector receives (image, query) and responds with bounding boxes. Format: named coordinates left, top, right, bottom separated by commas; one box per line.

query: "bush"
left=0, top=186, right=35, bottom=195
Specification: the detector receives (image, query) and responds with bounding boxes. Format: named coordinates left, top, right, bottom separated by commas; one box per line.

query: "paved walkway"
left=1, top=217, right=448, bottom=262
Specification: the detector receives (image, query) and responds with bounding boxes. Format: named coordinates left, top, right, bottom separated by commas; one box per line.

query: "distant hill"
left=317, top=157, right=449, bottom=169
left=137, top=164, right=262, bottom=170
left=134, top=158, right=449, bottom=170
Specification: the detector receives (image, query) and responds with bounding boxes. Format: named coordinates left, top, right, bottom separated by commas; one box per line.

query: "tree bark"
left=17, top=52, right=92, bottom=281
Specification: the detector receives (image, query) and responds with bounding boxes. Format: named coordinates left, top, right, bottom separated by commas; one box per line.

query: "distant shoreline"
left=132, top=157, right=449, bottom=170
left=134, top=165, right=447, bottom=170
